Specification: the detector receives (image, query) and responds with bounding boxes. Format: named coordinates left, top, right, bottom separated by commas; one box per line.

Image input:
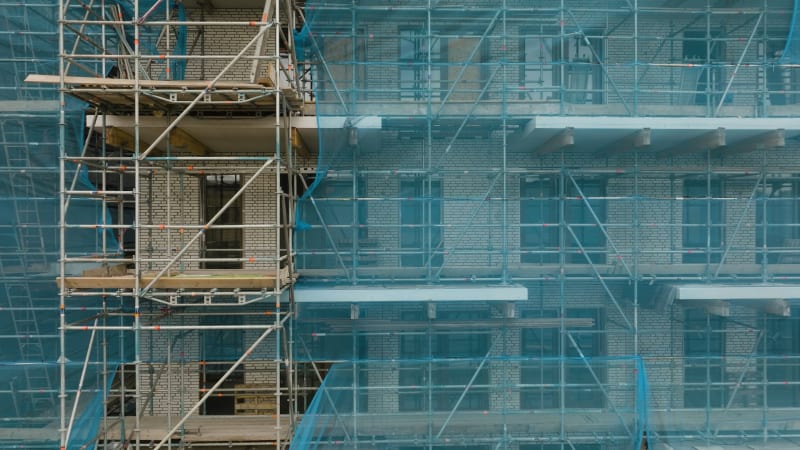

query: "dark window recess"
left=201, top=314, right=244, bottom=415
left=756, top=178, right=800, bottom=263
left=682, top=30, right=726, bottom=106
left=766, top=310, right=800, bottom=407
left=297, top=177, right=368, bottom=269
left=520, top=27, right=604, bottom=104
left=400, top=177, right=443, bottom=267
left=683, top=309, right=725, bottom=408
left=398, top=307, right=490, bottom=412
left=399, top=27, right=489, bottom=101
left=203, top=175, right=243, bottom=269
left=398, top=310, right=428, bottom=412
left=520, top=176, right=606, bottom=264
left=683, top=179, right=723, bottom=263
left=520, top=445, right=601, bottom=450
left=399, top=29, right=443, bottom=101
left=520, top=308, right=605, bottom=409
left=433, top=309, right=489, bottom=411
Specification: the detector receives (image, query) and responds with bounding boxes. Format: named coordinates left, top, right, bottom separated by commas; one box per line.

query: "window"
left=203, top=175, right=242, bottom=269
left=566, top=179, right=607, bottom=264
left=319, top=31, right=365, bottom=103
left=520, top=177, right=559, bottom=264
left=756, top=177, right=800, bottom=263
left=520, top=309, right=605, bottom=409
left=446, top=33, right=489, bottom=101
left=683, top=179, right=723, bottom=263
left=520, top=27, right=604, bottom=103
left=399, top=447, right=489, bottom=450
left=520, top=176, right=606, bottom=264
left=682, top=31, right=726, bottom=106
left=200, top=315, right=244, bottom=414
left=400, top=29, right=442, bottom=101
left=399, top=28, right=488, bottom=101
left=521, top=27, right=557, bottom=101
left=766, top=311, right=800, bottom=407
left=297, top=176, right=367, bottom=269
left=398, top=307, right=490, bottom=412
left=400, top=177, right=443, bottom=267
left=765, top=33, right=800, bottom=106
left=433, top=309, right=489, bottom=411
left=303, top=306, right=368, bottom=412
left=565, top=309, right=604, bottom=408
left=520, top=310, right=559, bottom=409
left=520, top=445, right=601, bottom=450
left=683, top=309, right=725, bottom=408
left=398, top=310, right=427, bottom=412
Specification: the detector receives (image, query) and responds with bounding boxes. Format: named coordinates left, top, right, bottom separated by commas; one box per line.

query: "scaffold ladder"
left=3, top=281, right=55, bottom=412
left=1, top=5, right=44, bottom=98
left=0, top=118, right=55, bottom=413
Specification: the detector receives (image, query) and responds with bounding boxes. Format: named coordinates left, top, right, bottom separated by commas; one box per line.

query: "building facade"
left=3, top=0, right=800, bottom=449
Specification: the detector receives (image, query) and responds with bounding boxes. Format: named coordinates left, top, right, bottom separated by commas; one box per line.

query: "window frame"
left=202, top=174, right=243, bottom=270
left=756, top=176, right=800, bottom=263
left=520, top=308, right=605, bottom=410
left=683, top=308, right=726, bottom=408
left=520, top=175, right=607, bottom=264
left=399, top=176, right=443, bottom=268
left=682, top=178, right=724, bottom=263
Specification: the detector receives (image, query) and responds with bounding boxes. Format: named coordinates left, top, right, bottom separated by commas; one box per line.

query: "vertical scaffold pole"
left=274, top=0, right=283, bottom=446
left=58, top=0, right=67, bottom=447
left=133, top=0, right=142, bottom=447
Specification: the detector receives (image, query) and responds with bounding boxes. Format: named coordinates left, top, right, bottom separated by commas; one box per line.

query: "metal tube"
left=140, top=158, right=276, bottom=294
left=714, top=12, right=763, bottom=115
left=435, top=336, right=499, bottom=438
left=63, top=318, right=99, bottom=446
left=138, top=26, right=272, bottom=160
left=57, top=0, right=68, bottom=445
left=152, top=315, right=287, bottom=450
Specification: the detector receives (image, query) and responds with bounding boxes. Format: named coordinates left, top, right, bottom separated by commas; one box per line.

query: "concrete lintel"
left=294, top=285, right=528, bottom=303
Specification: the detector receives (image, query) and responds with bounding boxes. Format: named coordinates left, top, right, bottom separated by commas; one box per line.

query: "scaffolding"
left=47, top=0, right=302, bottom=448
left=289, top=0, right=800, bottom=448
left=5, top=0, right=800, bottom=449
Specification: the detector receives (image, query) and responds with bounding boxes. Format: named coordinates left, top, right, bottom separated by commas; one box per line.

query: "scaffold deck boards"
left=57, top=269, right=293, bottom=290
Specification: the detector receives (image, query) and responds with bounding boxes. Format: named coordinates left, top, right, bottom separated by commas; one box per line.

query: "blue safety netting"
left=291, top=357, right=650, bottom=449
left=0, top=1, right=125, bottom=448
left=781, top=0, right=800, bottom=64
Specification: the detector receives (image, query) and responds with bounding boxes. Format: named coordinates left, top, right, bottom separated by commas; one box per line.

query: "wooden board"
left=25, top=74, right=273, bottom=90
left=58, top=269, right=293, bottom=290
left=234, top=383, right=278, bottom=415
left=24, top=74, right=304, bottom=111
left=105, top=415, right=293, bottom=443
